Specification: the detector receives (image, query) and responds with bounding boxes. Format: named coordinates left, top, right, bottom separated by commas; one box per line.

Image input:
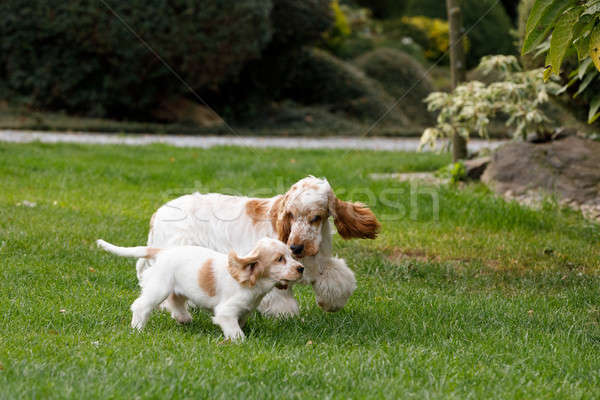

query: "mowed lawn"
left=1, top=141, right=600, bottom=399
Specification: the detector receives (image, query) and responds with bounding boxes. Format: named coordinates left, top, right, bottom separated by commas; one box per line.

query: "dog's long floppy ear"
left=228, top=249, right=262, bottom=287
left=269, top=195, right=291, bottom=244
left=329, top=195, right=381, bottom=240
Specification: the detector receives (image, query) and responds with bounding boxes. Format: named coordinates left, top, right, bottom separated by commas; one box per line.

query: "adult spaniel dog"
left=136, top=176, right=380, bottom=317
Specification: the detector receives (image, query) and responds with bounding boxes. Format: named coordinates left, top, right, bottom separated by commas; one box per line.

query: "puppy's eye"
left=278, top=255, right=284, bottom=263
left=287, top=212, right=294, bottom=219
left=311, top=215, right=321, bottom=223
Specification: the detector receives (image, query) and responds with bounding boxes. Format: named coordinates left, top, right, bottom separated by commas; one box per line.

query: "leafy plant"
left=436, top=161, right=466, bottom=184
left=405, top=0, right=515, bottom=67
left=400, top=16, right=453, bottom=62
left=521, top=0, right=600, bottom=123
left=420, top=55, right=561, bottom=149
left=322, top=0, right=353, bottom=51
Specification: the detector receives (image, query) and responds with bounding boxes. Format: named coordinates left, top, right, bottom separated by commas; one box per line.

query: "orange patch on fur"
left=168, top=292, right=188, bottom=308
left=146, top=248, right=161, bottom=258
left=246, top=199, right=270, bottom=225
left=269, top=195, right=291, bottom=243
left=198, top=259, right=216, bottom=296
left=227, top=251, right=265, bottom=287
left=301, top=182, right=320, bottom=191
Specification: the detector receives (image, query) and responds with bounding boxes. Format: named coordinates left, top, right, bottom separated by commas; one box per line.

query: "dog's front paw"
left=257, top=289, right=300, bottom=318
left=313, top=257, right=356, bottom=313
left=225, top=330, right=246, bottom=342
left=131, top=314, right=146, bottom=331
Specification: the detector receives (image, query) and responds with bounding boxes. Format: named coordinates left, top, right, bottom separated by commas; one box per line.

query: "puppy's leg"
left=165, top=293, right=192, bottom=324
left=212, top=314, right=245, bottom=341
left=312, top=257, right=356, bottom=312
left=257, top=286, right=299, bottom=318
left=131, top=278, right=171, bottom=331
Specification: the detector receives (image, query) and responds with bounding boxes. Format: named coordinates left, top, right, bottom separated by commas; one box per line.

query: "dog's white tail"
left=96, top=239, right=160, bottom=259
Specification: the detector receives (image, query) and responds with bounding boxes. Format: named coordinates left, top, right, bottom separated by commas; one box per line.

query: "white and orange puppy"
left=97, top=237, right=304, bottom=341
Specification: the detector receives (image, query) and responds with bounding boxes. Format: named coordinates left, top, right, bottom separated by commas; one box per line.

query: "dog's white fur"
left=97, top=238, right=303, bottom=341
left=136, top=176, right=380, bottom=317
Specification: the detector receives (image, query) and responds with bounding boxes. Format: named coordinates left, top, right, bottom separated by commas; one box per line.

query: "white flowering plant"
left=420, top=55, right=562, bottom=150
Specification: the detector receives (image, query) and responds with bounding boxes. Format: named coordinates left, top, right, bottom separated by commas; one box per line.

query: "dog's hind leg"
left=130, top=278, right=172, bottom=331
left=165, top=293, right=192, bottom=324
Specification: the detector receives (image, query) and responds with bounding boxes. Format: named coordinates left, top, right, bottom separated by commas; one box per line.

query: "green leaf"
left=577, top=57, right=593, bottom=79
left=590, top=24, right=600, bottom=72
left=588, top=95, right=600, bottom=123
left=572, top=15, right=595, bottom=59
left=523, top=0, right=556, bottom=53
left=574, top=69, right=598, bottom=97
left=546, top=7, right=582, bottom=78
left=522, top=0, right=577, bottom=54
left=582, top=0, right=600, bottom=16
left=574, top=35, right=591, bottom=60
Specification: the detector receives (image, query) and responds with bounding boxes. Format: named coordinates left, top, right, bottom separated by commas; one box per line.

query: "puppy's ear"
left=228, top=250, right=261, bottom=287
left=270, top=195, right=291, bottom=244
left=331, top=197, right=380, bottom=240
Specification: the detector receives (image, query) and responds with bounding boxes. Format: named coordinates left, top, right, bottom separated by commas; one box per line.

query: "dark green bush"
left=280, top=48, right=409, bottom=124
left=269, top=0, right=333, bottom=49
left=352, top=0, right=409, bottom=18
left=406, top=0, right=515, bottom=67
left=205, top=1, right=334, bottom=121
left=0, top=0, right=273, bottom=119
left=354, top=48, right=434, bottom=124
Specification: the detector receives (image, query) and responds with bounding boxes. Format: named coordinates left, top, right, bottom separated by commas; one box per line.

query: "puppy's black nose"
left=297, top=266, right=304, bottom=273
left=290, top=244, right=304, bottom=255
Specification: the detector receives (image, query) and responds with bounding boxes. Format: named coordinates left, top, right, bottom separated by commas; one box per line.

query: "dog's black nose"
left=290, top=244, right=304, bottom=255
left=297, top=266, right=304, bottom=273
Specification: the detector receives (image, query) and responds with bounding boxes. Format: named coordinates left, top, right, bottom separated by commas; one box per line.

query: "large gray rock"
left=482, top=136, right=600, bottom=204
left=464, top=156, right=491, bottom=180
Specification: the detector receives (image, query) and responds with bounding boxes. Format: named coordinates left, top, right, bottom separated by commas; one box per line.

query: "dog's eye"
left=288, top=212, right=294, bottom=219
left=311, top=215, right=321, bottom=223
left=278, top=255, right=284, bottom=263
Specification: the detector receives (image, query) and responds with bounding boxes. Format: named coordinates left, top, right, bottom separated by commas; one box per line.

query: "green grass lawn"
left=1, top=142, right=599, bottom=399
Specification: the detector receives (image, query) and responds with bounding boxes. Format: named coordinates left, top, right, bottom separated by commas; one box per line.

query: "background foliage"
left=0, top=0, right=274, bottom=119
left=0, top=0, right=524, bottom=131
left=521, top=0, right=600, bottom=124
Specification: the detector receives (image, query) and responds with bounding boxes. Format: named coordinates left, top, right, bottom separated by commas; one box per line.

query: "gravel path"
left=0, top=130, right=505, bottom=152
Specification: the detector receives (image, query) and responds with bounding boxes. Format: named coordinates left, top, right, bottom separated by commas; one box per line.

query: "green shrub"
left=0, top=0, right=273, bottom=119
left=406, top=0, right=515, bottom=67
left=269, top=0, right=333, bottom=49
left=332, top=36, right=378, bottom=59
left=352, top=0, right=409, bottom=18
left=436, top=161, right=466, bottom=184
left=355, top=48, right=434, bottom=124
left=398, top=16, right=453, bottom=63
left=208, top=1, right=334, bottom=120
left=282, top=48, right=409, bottom=124
left=322, top=0, right=353, bottom=52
